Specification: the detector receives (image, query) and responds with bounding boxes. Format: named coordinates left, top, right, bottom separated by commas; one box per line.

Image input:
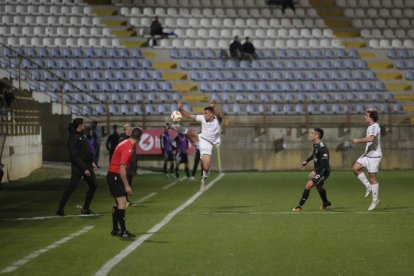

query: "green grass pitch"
left=0, top=168, right=413, bottom=275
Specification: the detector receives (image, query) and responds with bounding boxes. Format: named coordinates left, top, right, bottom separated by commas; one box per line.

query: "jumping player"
left=292, top=128, right=331, bottom=211
left=177, top=99, right=222, bottom=192
left=107, top=127, right=143, bottom=239
left=352, top=108, right=382, bottom=211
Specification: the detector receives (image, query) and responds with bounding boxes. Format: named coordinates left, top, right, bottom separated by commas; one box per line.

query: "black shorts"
left=164, top=151, right=174, bottom=162
left=176, top=152, right=189, bottom=164
left=312, top=170, right=330, bottom=186
left=107, top=172, right=127, bottom=198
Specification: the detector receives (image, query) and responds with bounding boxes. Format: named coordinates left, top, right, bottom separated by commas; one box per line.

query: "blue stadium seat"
left=102, top=82, right=112, bottom=92
left=111, top=93, right=122, bottom=103
left=235, top=94, right=246, bottom=103
left=307, top=104, right=320, bottom=115
left=145, top=104, right=156, bottom=114
left=406, top=71, right=414, bottom=80
left=80, top=71, right=91, bottom=81
left=164, top=82, right=174, bottom=92
left=182, top=49, right=192, bottom=59
left=123, top=93, right=134, bottom=103
left=151, top=82, right=163, bottom=92
left=203, top=71, right=214, bottom=81
left=68, top=71, right=79, bottom=81
left=226, top=71, right=237, bottom=81
left=142, top=59, right=152, bottom=69
left=214, top=71, right=225, bottom=81
left=133, top=105, right=143, bottom=115
left=137, top=81, right=150, bottom=92
left=392, top=103, right=404, bottom=114
left=260, top=71, right=272, bottom=81
left=223, top=82, right=235, bottom=92
left=114, top=82, right=124, bottom=92
left=205, top=49, right=216, bottom=59
left=132, top=49, right=142, bottom=58
left=128, top=60, right=140, bottom=69
left=190, top=71, right=202, bottom=81
left=170, top=48, right=180, bottom=59
left=200, top=82, right=210, bottom=92
left=235, top=82, right=246, bottom=91
left=270, top=104, right=282, bottom=115
left=126, top=82, right=136, bottom=92
left=194, top=49, right=204, bottom=59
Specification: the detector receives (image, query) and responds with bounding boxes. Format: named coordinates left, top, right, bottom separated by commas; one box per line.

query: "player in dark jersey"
left=173, top=132, right=191, bottom=179
left=292, top=128, right=331, bottom=211
left=107, top=127, right=143, bottom=239
left=160, top=126, right=175, bottom=178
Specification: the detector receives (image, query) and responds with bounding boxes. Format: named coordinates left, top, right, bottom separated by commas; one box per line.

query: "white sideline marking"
left=95, top=173, right=225, bottom=276
left=129, top=193, right=157, bottom=206
left=1, top=214, right=100, bottom=222
left=161, top=177, right=186, bottom=190
left=181, top=211, right=414, bottom=215
left=0, top=226, right=94, bottom=273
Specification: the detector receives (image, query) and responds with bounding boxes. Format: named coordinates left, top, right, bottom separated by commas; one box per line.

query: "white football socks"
left=202, top=170, right=210, bottom=179
left=371, top=183, right=379, bottom=201
left=357, top=173, right=371, bottom=189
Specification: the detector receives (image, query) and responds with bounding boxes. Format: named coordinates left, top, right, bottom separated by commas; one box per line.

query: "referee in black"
left=56, top=118, right=97, bottom=216
left=292, top=128, right=331, bottom=211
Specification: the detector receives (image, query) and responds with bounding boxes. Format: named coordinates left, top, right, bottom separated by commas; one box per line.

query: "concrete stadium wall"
left=1, top=134, right=42, bottom=183
left=114, top=125, right=414, bottom=172
left=219, top=126, right=414, bottom=171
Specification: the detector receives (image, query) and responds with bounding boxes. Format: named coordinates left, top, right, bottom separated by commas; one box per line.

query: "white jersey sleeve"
left=196, top=115, right=221, bottom=145
left=364, top=123, right=382, bottom=157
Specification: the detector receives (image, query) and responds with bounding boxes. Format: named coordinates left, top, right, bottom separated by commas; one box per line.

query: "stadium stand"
left=0, top=0, right=413, bottom=122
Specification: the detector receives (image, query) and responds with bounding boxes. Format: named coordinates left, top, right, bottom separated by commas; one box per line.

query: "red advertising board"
left=137, top=129, right=195, bottom=155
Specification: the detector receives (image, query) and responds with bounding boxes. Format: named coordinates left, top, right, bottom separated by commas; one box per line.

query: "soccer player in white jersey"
left=352, top=108, right=382, bottom=211
left=177, top=99, right=222, bottom=192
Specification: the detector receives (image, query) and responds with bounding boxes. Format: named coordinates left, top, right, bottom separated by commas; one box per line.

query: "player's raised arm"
left=178, top=100, right=196, bottom=120
left=210, top=99, right=223, bottom=124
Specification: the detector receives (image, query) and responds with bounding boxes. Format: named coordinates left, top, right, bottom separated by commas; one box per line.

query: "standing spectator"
left=56, top=118, right=97, bottom=216
left=351, top=108, right=382, bottom=211
left=173, top=132, right=191, bottom=180
left=92, top=121, right=102, bottom=168
left=106, top=125, right=120, bottom=163
left=229, top=36, right=243, bottom=60
left=160, top=126, right=175, bottom=178
left=86, top=128, right=97, bottom=161
left=107, top=127, right=143, bottom=239
left=242, top=37, right=258, bottom=61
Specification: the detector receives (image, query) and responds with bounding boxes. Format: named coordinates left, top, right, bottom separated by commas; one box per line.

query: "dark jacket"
left=150, top=20, right=163, bottom=36
left=229, top=41, right=242, bottom=55
left=67, top=124, right=94, bottom=171
left=243, top=42, right=255, bottom=54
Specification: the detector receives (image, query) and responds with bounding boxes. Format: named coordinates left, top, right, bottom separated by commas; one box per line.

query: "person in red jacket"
left=107, top=127, right=143, bottom=239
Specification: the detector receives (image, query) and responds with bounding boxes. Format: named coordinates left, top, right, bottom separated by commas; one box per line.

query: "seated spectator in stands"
left=242, top=37, right=258, bottom=61
left=229, top=36, right=243, bottom=60
left=281, top=0, right=295, bottom=13
left=267, top=0, right=295, bottom=14
left=150, top=16, right=177, bottom=38
left=149, top=16, right=177, bottom=47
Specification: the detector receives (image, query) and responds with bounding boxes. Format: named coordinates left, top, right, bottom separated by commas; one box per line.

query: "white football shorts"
left=198, top=135, right=217, bottom=156
left=356, top=156, right=382, bottom=173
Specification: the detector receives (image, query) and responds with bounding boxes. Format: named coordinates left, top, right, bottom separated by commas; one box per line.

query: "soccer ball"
left=170, top=110, right=182, bottom=122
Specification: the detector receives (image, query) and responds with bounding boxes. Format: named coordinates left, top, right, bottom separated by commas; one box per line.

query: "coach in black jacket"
left=56, top=118, right=97, bottom=216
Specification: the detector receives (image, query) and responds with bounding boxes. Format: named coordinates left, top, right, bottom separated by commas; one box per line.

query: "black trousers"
left=58, top=164, right=97, bottom=211
left=191, top=149, right=201, bottom=177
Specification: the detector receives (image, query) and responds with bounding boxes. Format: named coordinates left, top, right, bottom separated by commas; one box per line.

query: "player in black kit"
left=292, top=128, right=331, bottom=211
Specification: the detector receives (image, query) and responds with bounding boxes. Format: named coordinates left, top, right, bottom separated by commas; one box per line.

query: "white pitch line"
left=1, top=214, right=100, bottom=222
left=0, top=226, right=94, bottom=273
left=181, top=211, right=414, bottom=215
left=95, top=173, right=225, bottom=276
left=129, top=192, right=157, bottom=206
left=161, top=177, right=186, bottom=190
